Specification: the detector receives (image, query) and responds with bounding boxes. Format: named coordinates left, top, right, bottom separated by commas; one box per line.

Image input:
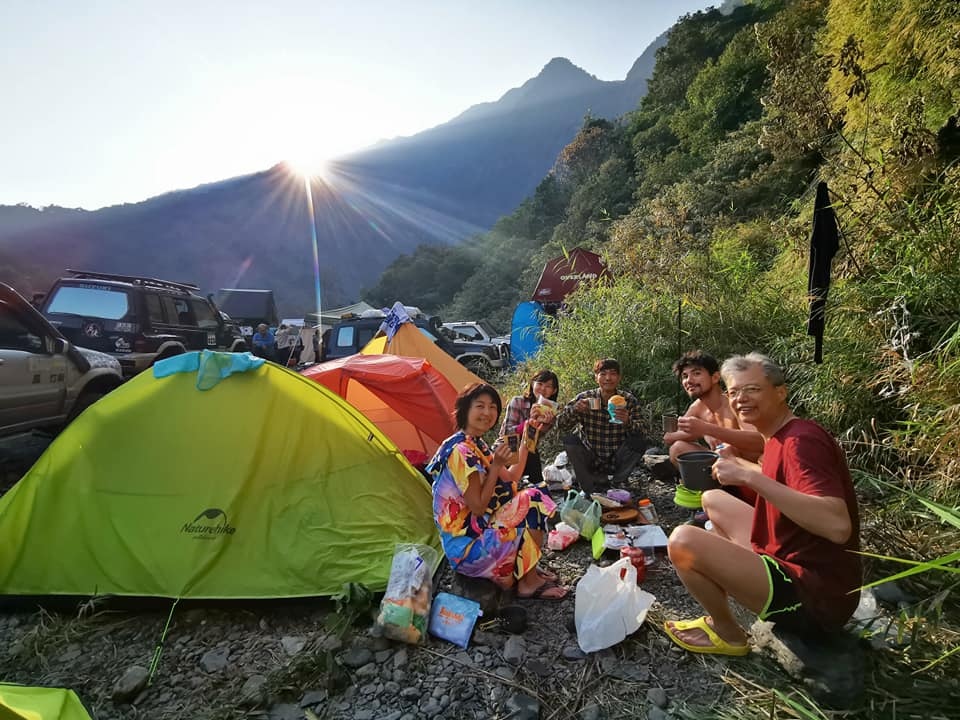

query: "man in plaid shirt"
left=557, top=358, right=647, bottom=493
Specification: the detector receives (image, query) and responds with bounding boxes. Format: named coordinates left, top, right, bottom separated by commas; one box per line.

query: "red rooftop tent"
left=532, top=247, right=611, bottom=305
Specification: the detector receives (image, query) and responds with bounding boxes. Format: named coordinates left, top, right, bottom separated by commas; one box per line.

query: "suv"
left=41, top=270, right=246, bottom=378
left=442, top=320, right=510, bottom=347
left=325, top=314, right=508, bottom=379
left=1, top=282, right=123, bottom=437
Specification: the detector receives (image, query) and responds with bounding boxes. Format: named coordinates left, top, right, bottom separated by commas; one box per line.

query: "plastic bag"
left=428, top=592, right=483, bottom=648
left=575, top=558, right=655, bottom=653
left=375, top=543, right=439, bottom=644
left=559, top=490, right=602, bottom=539
left=547, top=521, right=580, bottom=550
left=543, top=463, right=574, bottom=490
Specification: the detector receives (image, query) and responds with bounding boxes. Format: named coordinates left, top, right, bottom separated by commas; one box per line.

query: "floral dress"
left=426, top=431, right=557, bottom=582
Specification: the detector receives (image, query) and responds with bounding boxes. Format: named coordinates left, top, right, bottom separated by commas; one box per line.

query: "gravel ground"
left=1, top=435, right=751, bottom=720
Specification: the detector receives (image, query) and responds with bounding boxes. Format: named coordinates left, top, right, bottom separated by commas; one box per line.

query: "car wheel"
left=66, top=389, right=105, bottom=424
left=461, top=356, right=494, bottom=380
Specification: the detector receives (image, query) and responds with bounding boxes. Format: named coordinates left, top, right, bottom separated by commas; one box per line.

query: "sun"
left=284, top=151, right=333, bottom=181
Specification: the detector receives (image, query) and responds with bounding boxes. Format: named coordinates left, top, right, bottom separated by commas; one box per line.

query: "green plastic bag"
left=559, top=490, right=602, bottom=539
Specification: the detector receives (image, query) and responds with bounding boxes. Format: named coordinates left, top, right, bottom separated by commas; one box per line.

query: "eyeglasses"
left=726, top=385, right=766, bottom=399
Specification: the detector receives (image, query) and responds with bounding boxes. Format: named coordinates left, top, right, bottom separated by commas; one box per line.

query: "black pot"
left=677, top=451, right=720, bottom=491
left=498, top=604, right=528, bottom=634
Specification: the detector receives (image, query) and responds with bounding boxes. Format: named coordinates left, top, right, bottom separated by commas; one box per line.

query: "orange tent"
left=361, top=321, right=483, bottom=392
left=301, top=354, right=457, bottom=457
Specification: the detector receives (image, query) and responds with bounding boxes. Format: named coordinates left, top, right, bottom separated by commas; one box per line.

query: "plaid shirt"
left=557, top=388, right=641, bottom=474
left=499, top=395, right=531, bottom=437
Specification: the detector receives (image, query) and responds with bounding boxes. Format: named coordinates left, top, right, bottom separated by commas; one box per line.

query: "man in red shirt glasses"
left=664, top=353, right=861, bottom=655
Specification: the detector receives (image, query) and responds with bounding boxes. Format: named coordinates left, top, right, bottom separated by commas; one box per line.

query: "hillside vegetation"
left=367, top=1, right=960, bottom=714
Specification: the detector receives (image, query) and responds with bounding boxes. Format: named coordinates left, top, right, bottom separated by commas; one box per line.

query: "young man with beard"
left=664, top=353, right=861, bottom=655
left=556, top=358, right=646, bottom=493
left=664, top=351, right=764, bottom=468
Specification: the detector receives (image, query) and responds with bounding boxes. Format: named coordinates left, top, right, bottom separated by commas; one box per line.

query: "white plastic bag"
left=575, top=558, right=655, bottom=653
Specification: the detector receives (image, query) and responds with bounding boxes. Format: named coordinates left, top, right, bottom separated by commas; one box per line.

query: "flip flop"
left=663, top=616, right=749, bottom=657
left=517, top=580, right=568, bottom=602
left=536, top=565, right=559, bottom=582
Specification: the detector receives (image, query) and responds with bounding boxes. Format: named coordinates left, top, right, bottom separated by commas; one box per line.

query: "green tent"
left=0, top=353, right=440, bottom=599
left=0, top=685, right=92, bottom=720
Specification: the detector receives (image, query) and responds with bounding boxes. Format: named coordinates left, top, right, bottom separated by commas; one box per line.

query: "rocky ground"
left=0, top=435, right=880, bottom=719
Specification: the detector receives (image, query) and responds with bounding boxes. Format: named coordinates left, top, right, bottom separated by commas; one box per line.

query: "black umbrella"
left=807, top=181, right=839, bottom=364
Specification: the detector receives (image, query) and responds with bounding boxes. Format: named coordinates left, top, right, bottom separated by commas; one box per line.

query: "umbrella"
left=807, top=182, right=839, bottom=364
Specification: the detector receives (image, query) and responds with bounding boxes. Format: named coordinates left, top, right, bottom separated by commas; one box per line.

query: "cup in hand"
left=588, top=396, right=602, bottom=411
left=662, top=414, right=679, bottom=433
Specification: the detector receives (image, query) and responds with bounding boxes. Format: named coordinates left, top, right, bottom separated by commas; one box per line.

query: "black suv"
left=324, top=314, right=507, bottom=379
left=41, top=270, right=246, bottom=378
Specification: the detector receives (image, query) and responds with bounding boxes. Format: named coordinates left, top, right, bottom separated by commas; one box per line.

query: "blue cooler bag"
left=428, top=592, right=483, bottom=648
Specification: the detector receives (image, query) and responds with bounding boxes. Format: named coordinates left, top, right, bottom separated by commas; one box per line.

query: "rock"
left=579, top=703, right=602, bottom=720
left=112, top=666, right=149, bottom=704
left=318, top=634, right=343, bottom=652
left=353, top=710, right=374, bottom=720
left=381, top=712, right=402, bottom=720
left=647, top=707, right=670, bottom=720
left=646, top=687, right=668, bottom=708
left=607, top=662, right=649, bottom=682
left=504, top=635, right=525, bottom=665
left=199, top=646, right=231, bottom=673
left=451, top=572, right=502, bottom=617
left=280, top=636, right=306, bottom=656
left=751, top=620, right=864, bottom=709
left=299, top=689, right=326, bottom=707
left=526, top=658, right=551, bottom=677
left=267, top=702, right=303, bottom=720
left=563, top=645, right=587, bottom=661
left=375, top=649, right=393, bottom=664
left=356, top=662, right=379, bottom=678
left=873, top=580, right=914, bottom=607
left=393, top=647, right=409, bottom=669
left=239, top=674, right=268, bottom=707
left=340, top=646, right=374, bottom=669
left=504, top=692, right=540, bottom=720
left=472, top=630, right=497, bottom=647
left=644, top=454, right=677, bottom=482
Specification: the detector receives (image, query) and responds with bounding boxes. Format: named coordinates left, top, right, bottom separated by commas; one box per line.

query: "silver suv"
left=1, top=282, right=123, bottom=437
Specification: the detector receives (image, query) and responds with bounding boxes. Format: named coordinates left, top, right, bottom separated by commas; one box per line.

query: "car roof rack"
left=65, top=269, right=200, bottom=294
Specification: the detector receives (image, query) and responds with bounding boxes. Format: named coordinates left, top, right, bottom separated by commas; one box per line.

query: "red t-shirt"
left=752, top=418, right=861, bottom=630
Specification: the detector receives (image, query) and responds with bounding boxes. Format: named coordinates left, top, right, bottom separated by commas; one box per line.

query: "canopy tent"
left=0, top=352, right=439, bottom=600
left=0, top=685, right=92, bottom=720
left=532, top=247, right=611, bottom=305
left=301, top=354, right=457, bottom=458
left=305, top=301, right=376, bottom=331
left=361, top=321, right=483, bottom=393
left=510, top=301, right=547, bottom=364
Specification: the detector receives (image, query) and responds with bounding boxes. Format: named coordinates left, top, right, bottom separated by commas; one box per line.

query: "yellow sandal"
left=663, top=616, right=749, bottom=656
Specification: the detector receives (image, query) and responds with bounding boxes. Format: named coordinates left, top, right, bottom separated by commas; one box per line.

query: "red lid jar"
left=619, top=546, right=647, bottom=584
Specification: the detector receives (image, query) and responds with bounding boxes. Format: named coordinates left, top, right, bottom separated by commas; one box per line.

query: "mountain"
left=0, top=54, right=659, bottom=315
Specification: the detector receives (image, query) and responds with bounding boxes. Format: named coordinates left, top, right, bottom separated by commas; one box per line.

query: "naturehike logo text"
left=182, top=508, right=236, bottom=540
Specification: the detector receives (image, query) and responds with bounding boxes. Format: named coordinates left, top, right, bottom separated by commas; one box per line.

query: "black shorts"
left=758, top=555, right=814, bottom=632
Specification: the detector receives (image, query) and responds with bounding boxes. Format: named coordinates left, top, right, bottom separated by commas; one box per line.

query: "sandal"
left=663, top=616, right=749, bottom=656
left=536, top=565, right=559, bottom=582
left=517, top=580, right=568, bottom=602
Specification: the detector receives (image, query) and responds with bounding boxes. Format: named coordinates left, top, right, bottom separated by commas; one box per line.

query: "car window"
left=335, top=326, right=355, bottom=348
left=357, top=327, right=377, bottom=348
left=145, top=294, right=164, bottom=324
left=46, top=285, right=130, bottom=320
left=161, top=297, right=196, bottom=327
left=0, top=304, right=44, bottom=353
left=189, top=299, right=219, bottom=329
left=454, top=325, right=481, bottom=341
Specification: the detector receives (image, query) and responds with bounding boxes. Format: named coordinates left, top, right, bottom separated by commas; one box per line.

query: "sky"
left=1, top=0, right=717, bottom=210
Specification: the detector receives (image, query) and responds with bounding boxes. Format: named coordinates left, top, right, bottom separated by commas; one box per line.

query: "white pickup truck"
left=1, top=282, right=123, bottom=437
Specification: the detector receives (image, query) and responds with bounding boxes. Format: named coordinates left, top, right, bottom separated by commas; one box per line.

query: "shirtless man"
left=664, top=350, right=763, bottom=467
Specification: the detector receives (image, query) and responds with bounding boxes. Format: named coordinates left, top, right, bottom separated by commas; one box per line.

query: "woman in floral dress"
left=427, top=383, right=567, bottom=600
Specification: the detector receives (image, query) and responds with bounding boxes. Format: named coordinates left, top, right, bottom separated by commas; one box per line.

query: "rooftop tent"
left=305, top=301, right=377, bottom=331
left=531, top=247, right=611, bottom=305
left=361, top=321, right=483, bottom=393
left=510, top=301, right=547, bottom=364
left=0, top=352, right=439, bottom=600
left=0, top=685, right=92, bottom=720
left=216, top=289, right=279, bottom=327
left=301, top=354, right=457, bottom=458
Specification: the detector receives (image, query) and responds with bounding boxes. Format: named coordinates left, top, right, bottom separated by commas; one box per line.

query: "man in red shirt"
left=664, top=353, right=861, bottom=655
